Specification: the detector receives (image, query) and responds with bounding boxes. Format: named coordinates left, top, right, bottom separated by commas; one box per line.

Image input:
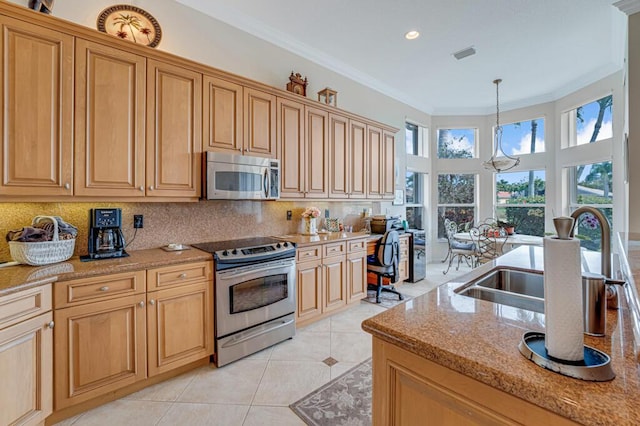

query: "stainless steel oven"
left=192, top=237, right=296, bottom=366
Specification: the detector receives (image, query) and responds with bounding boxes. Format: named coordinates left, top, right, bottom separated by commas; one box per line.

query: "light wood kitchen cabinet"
left=329, top=113, right=350, bottom=198
left=74, top=39, right=146, bottom=197
left=349, top=119, right=368, bottom=199
left=346, top=238, right=368, bottom=303
left=0, top=285, right=53, bottom=426
left=367, top=125, right=383, bottom=198
left=277, top=97, right=306, bottom=198
left=0, top=16, right=73, bottom=197
left=53, top=271, right=147, bottom=410
left=203, top=76, right=243, bottom=154
left=372, top=337, right=578, bottom=426
left=146, top=59, right=202, bottom=198
left=323, top=253, right=347, bottom=313
left=296, top=258, right=323, bottom=324
left=244, top=87, right=277, bottom=157
left=146, top=262, right=213, bottom=377
left=305, top=106, right=329, bottom=198
left=382, top=129, right=396, bottom=198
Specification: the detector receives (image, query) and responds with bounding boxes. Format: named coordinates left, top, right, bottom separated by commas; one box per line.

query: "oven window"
left=230, top=273, right=288, bottom=314
left=216, top=171, right=262, bottom=192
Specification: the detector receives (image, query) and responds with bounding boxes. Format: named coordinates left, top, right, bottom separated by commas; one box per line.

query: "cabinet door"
left=329, top=113, right=349, bottom=198
left=382, top=129, right=396, bottom=199
left=0, top=312, right=52, bottom=426
left=0, top=17, right=73, bottom=197
left=305, top=106, right=329, bottom=198
left=75, top=39, right=146, bottom=197
left=349, top=119, right=368, bottom=199
left=146, top=59, right=201, bottom=198
left=203, top=76, right=243, bottom=154
left=346, top=251, right=367, bottom=303
left=323, top=256, right=347, bottom=313
left=244, top=87, right=276, bottom=157
left=277, top=97, right=306, bottom=198
left=399, top=235, right=409, bottom=282
left=147, top=281, right=213, bottom=377
left=367, top=125, right=383, bottom=198
left=296, top=259, right=323, bottom=325
left=54, top=295, right=147, bottom=410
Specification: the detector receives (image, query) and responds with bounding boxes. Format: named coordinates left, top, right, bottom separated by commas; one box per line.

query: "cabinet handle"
left=246, top=147, right=251, bottom=152
left=64, top=182, right=70, bottom=190
left=139, top=186, right=144, bottom=191
left=237, top=148, right=242, bottom=152
left=149, top=299, right=155, bottom=306
left=149, top=185, right=154, bottom=191
left=47, top=321, right=54, bottom=329
left=179, top=273, right=187, bottom=279
left=99, top=286, right=109, bottom=292
left=138, top=301, right=145, bottom=308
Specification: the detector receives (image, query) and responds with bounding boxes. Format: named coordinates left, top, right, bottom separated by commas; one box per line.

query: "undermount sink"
left=455, top=268, right=544, bottom=313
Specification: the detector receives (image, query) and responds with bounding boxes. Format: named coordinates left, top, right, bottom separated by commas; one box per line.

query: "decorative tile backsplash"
left=0, top=201, right=378, bottom=261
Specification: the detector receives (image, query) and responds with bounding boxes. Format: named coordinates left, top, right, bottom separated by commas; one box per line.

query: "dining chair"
left=443, top=219, right=476, bottom=275
left=469, top=224, right=506, bottom=266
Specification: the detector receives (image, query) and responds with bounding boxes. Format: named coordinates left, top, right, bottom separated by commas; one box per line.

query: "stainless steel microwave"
left=206, top=152, right=280, bottom=200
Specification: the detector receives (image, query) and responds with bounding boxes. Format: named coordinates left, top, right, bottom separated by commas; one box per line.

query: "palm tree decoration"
left=112, top=13, right=143, bottom=43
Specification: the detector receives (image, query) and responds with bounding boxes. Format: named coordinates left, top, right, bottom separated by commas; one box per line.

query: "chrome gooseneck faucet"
left=569, top=206, right=611, bottom=278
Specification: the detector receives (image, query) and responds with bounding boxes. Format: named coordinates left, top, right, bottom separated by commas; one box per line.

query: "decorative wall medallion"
left=97, top=5, right=162, bottom=48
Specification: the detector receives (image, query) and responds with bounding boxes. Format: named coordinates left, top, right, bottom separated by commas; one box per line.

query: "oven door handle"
left=217, top=262, right=293, bottom=280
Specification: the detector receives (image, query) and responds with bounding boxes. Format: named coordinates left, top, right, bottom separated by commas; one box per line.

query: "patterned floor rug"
left=362, top=288, right=412, bottom=309
left=290, top=358, right=372, bottom=426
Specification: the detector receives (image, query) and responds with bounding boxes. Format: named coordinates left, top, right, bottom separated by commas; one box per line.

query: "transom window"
left=406, top=122, right=427, bottom=157
left=564, top=95, right=613, bottom=148
left=498, top=119, right=545, bottom=155
left=437, top=173, right=476, bottom=238
left=495, top=170, right=546, bottom=236
left=437, top=128, right=476, bottom=159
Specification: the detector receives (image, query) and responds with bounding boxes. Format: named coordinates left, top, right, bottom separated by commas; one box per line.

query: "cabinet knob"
left=99, top=286, right=109, bottom=292
left=246, top=147, right=251, bottom=152
left=149, top=185, right=154, bottom=191
left=237, top=148, right=242, bottom=152
left=149, top=299, right=155, bottom=306
left=47, top=321, right=54, bottom=329
left=179, top=273, right=187, bottom=279
left=138, top=301, right=145, bottom=308
left=64, top=182, right=70, bottom=190
left=139, top=186, right=144, bottom=191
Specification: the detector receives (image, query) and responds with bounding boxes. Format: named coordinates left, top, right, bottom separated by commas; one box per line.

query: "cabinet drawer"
left=147, top=261, right=212, bottom=291
left=400, top=236, right=409, bottom=248
left=323, top=242, right=346, bottom=257
left=297, top=245, right=322, bottom=262
left=347, top=238, right=367, bottom=253
left=0, top=284, right=52, bottom=330
left=54, top=270, right=146, bottom=308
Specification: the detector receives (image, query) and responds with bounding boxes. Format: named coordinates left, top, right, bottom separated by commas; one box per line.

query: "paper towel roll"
left=543, top=236, right=584, bottom=362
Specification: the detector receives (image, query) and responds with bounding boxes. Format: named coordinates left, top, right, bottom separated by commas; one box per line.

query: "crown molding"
left=613, top=0, right=640, bottom=15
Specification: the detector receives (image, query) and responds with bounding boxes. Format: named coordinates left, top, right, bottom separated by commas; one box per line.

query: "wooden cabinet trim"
left=0, top=284, right=52, bottom=330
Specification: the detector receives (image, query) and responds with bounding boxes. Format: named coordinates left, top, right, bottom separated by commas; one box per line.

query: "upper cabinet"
left=146, top=59, right=201, bottom=198
left=329, top=114, right=349, bottom=199
left=277, top=97, right=305, bottom=198
left=204, top=77, right=276, bottom=158
left=74, top=39, right=146, bottom=197
left=0, top=16, right=73, bottom=197
left=349, top=119, right=368, bottom=199
left=382, top=129, right=396, bottom=199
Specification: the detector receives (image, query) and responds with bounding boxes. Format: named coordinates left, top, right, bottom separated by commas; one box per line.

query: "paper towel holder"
left=518, top=331, right=615, bottom=382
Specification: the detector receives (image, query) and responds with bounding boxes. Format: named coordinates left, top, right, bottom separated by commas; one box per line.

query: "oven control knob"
left=276, top=243, right=281, bottom=248
left=232, top=249, right=238, bottom=255
left=283, top=242, right=289, bottom=247
left=222, top=250, right=229, bottom=256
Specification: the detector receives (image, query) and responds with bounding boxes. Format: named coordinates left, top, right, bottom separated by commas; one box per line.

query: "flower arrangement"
left=301, top=207, right=321, bottom=219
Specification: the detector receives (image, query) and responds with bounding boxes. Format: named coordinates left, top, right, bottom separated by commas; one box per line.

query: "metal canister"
left=582, top=272, right=606, bottom=336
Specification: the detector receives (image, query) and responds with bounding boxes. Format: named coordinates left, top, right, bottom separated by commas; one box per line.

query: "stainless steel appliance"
left=85, top=208, right=128, bottom=260
left=205, top=152, right=280, bottom=200
left=192, top=237, right=296, bottom=366
left=406, top=229, right=426, bottom=282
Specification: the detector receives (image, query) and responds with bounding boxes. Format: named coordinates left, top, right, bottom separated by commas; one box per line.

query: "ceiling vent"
left=453, top=46, right=476, bottom=60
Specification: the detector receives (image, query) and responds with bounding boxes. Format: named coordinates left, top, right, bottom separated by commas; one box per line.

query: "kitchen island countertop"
left=362, top=243, right=640, bottom=425
left=0, top=247, right=212, bottom=297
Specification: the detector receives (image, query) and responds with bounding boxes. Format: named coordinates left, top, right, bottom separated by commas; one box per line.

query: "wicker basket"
left=9, top=216, right=75, bottom=266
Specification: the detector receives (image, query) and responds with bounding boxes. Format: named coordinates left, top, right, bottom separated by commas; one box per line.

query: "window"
left=405, top=122, right=427, bottom=157
left=405, top=171, right=424, bottom=229
left=498, top=119, right=545, bottom=155
left=565, top=95, right=613, bottom=147
left=495, top=170, right=546, bottom=236
left=437, top=173, right=475, bottom=238
left=569, top=161, right=613, bottom=252
left=437, top=128, right=476, bottom=159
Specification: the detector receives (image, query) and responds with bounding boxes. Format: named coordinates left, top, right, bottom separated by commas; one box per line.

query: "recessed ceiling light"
left=405, top=30, right=420, bottom=40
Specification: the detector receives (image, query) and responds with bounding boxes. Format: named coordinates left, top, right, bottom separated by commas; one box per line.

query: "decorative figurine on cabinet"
left=29, top=0, right=54, bottom=14
left=286, top=72, right=308, bottom=96
left=318, top=87, right=337, bottom=107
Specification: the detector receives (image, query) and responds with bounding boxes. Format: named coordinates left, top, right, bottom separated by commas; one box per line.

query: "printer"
left=370, top=216, right=403, bottom=234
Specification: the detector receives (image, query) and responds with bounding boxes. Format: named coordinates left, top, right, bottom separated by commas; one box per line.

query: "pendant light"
left=482, top=79, right=520, bottom=172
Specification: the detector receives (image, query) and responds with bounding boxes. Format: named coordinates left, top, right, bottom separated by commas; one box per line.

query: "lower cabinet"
left=296, top=238, right=366, bottom=327
left=53, top=261, right=213, bottom=412
left=0, top=285, right=53, bottom=426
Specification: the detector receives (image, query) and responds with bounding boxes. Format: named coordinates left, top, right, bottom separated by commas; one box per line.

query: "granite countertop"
left=276, top=231, right=371, bottom=247
left=0, top=247, right=212, bottom=297
left=362, top=244, right=640, bottom=425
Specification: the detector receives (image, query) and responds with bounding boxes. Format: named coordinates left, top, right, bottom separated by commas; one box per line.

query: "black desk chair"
left=367, top=230, right=404, bottom=303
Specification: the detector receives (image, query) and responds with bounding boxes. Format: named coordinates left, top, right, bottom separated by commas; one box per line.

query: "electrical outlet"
left=286, top=210, right=292, bottom=220
left=133, top=215, right=144, bottom=229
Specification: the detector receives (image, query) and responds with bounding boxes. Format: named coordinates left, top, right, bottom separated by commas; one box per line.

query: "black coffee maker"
left=87, top=208, right=127, bottom=259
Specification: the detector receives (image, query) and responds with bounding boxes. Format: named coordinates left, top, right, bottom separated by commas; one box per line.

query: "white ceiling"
left=175, top=0, right=626, bottom=115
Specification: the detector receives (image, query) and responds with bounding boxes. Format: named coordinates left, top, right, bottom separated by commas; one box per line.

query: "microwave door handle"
left=263, top=168, right=269, bottom=198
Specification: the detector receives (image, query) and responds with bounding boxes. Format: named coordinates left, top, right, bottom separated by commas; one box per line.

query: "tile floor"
left=54, top=261, right=472, bottom=426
